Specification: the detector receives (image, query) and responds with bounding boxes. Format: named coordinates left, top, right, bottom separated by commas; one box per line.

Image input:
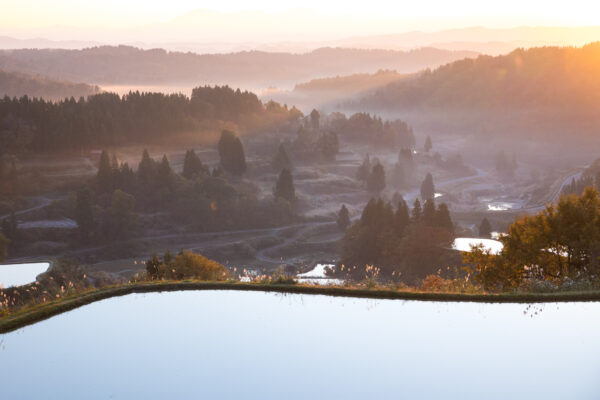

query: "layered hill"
left=357, top=43, right=600, bottom=140
left=0, top=69, right=100, bottom=100
left=267, top=69, right=407, bottom=109
left=0, top=46, right=476, bottom=88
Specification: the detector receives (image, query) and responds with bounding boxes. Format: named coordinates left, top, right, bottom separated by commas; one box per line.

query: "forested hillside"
left=0, top=86, right=301, bottom=154
left=294, top=70, right=405, bottom=95
left=0, top=46, right=475, bottom=87
left=358, top=43, right=600, bottom=139
left=0, top=69, right=99, bottom=100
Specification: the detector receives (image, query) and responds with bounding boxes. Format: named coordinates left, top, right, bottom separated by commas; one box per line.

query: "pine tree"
left=309, top=109, right=320, bottom=130
left=423, top=199, right=436, bottom=225
left=394, top=199, right=410, bottom=234
left=367, top=163, right=386, bottom=194
left=183, top=149, right=207, bottom=179
left=158, top=154, right=172, bottom=178
left=218, top=130, right=247, bottom=176
left=96, top=150, right=113, bottom=193
left=435, top=203, right=454, bottom=233
left=479, top=217, right=492, bottom=238
left=420, top=173, right=435, bottom=200
left=137, top=149, right=156, bottom=184
left=164, top=249, right=172, bottom=264
left=337, top=204, right=351, bottom=231
left=356, top=155, right=371, bottom=182
left=424, top=135, right=432, bottom=152
left=318, top=131, right=339, bottom=161
left=412, top=198, right=422, bottom=220
left=146, top=253, right=160, bottom=279
left=274, top=168, right=295, bottom=203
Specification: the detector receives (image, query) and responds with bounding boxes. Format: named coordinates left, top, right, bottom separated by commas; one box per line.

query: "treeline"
left=324, top=111, right=415, bottom=148
left=362, top=43, right=600, bottom=111
left=0, top=85, right=302, bottom=154
left=0, top=46, right=475, bottom=87
left=339, top=197, right=457, bottom=283
left=466, top=188, right=600, bottom=291
left=562, top=157, right=600, bottom=196
left=358, top=43, right=600, bottom=139
left=75, top=132, right=294, bottom=243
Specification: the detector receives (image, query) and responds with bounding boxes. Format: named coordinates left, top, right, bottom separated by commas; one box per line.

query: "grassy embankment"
left=2, top=280, right=600, bottom=334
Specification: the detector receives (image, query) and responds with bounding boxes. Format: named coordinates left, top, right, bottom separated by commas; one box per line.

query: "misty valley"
left=2, top=6, right=600, bottom=399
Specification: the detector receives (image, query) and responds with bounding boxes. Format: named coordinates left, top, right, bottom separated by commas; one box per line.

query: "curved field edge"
left=2, top=281, right=600, bottom=334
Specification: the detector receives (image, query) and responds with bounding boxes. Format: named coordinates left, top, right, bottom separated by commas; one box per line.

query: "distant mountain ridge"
left=266, top=70, right=408, bottom=109
left=0, top=69, right=100, bottom=100
left=2, top=25, right=600, bottom=55
left=0, top=46, right=476, bottom=88
left=356, top=43, right=600, bottom=140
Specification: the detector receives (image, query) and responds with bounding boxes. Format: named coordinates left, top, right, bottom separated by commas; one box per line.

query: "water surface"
left=0, top=262, right=49, bottom=288
left=1, top=290, right=598, bottom=399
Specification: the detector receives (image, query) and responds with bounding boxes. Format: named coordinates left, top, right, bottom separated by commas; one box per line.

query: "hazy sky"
left=3, top=0, right=600, bottom=28
left=2, top=1, right=600, bottom=44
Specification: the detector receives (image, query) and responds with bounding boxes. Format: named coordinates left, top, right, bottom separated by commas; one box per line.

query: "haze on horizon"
left=3, top=0, right=600, bottom=52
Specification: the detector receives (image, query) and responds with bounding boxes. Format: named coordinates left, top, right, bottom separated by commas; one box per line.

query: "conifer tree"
left=435, top=203, right=454, bottom=233
left=424, top=135, right=432, bottom=152
left=367, top=163, right=386, bottom=194
left=337, top=204, right=351, bottom=231
left=218, top=130, right=247, bottom=176
left=183, top=149, right=207, bottom=179
left=309, top=109, right=320, bottom=130
left=423, top=199, right=436, bottom=225
left=412, top=198, right=422, bottom=220
left=274, top=168, right=295, bottom=203
left=137, top=149, right=156, bottom=184
left=158, top=154, right=172, bottom=176
left=356, top=155, right=371, bottom=182
left=146, top=253, right=160, bottom=279
left=394, top=199, right=410, bottom=234
left=420, top=173, right=435, bottom=201
left=96, top=150, right=113, bottom=193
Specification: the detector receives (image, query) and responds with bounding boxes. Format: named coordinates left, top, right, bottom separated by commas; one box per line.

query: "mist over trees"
left=337, top=204, right=350, bottom=231
left=323, top=112, right=415, bottom=149
left=339, top=198, right=457, bottom=282
left=420, top=173, right=435, bottom=201
left=0, top=46, right=476, bottom=88
left=0, top=86, right=301, bottom=154
left=274, top=168, right=295, bottom=203
left=218, top=130, right=247, bottom=176
left=359, top=43, right=600, bottom=140
left=0, top=69, right=100, bottom=100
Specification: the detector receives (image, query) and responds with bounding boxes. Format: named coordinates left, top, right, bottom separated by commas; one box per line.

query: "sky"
left=2, top=1, right=600, bottom=45
left=3, top=0, right=600, bottom=28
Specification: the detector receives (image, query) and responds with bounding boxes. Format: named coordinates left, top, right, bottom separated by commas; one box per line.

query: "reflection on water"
left=453, top=238, right=503, bottom=254
left=1, top=290, right=599, bottom=399
left=0, top=262, right=49, bottom=288
left=296, top=263, right=343, bottom=285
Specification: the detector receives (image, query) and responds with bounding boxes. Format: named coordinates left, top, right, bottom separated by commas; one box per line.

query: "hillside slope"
left=358, top=43, right=600, bottom=139
left=0, top=69, right=100, bottom=100
left=0, top=46, right=476, bottom=88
